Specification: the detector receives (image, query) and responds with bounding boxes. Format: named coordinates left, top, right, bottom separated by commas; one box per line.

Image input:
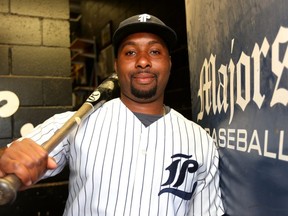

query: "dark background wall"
left=0, top=0, right=71, bottom=146
left=0, top=0, right=71, bottom=215
left=0, top=0, right=190, bottom=215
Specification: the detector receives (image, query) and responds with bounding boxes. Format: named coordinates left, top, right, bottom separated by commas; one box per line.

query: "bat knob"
left=0, top=174, right=21, bottom=205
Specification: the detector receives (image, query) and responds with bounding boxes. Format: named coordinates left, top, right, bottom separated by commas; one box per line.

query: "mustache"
left=131, top=70, right=157, bottom=78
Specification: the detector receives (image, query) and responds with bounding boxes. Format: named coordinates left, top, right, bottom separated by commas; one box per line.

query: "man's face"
left=114, top=32, right=172, bottom=104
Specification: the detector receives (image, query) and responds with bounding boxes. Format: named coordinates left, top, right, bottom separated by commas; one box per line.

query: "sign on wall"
left=0, top=91, right=34, bottom=138
left=185, top=0, right=288, bottom=215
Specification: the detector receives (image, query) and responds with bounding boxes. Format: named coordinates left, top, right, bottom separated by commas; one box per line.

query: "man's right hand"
left=0, top=138, right=57, bottom=190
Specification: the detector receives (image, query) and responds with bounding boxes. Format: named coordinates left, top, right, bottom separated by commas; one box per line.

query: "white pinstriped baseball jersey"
left=27, top=98, right=224, bottom=216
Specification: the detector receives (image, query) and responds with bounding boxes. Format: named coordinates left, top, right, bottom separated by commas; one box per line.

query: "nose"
left=136, top=52, right=151, bottom=69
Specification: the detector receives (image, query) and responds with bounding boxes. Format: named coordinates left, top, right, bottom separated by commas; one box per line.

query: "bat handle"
left=0, top=173, right=22, bottom=205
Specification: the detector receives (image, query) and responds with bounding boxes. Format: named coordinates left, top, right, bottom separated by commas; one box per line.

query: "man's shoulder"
left=169, top=108, right=193, bottom=123
left=103, top=97, right=121, bottom=107
left=169, top=109, right=211, bottom=138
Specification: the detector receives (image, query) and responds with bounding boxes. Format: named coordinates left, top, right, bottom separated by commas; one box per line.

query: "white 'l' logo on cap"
left=138, top=14, right=151, bottom=22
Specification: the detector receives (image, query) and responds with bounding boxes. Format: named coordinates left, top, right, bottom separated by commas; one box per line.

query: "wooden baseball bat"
left=0, top=73, right=120, bottom=205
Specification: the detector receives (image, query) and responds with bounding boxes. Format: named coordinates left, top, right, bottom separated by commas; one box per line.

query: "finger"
left=8, top=146, right=44, bottom=182
left=0, top=169, right=5, bottom=178
left=0, top=150, right=32, bottom=185
left=47, top=157, right=57, bottom=170
left=2, top=139, right=48, bottom=185
left=9, top=160, right=33, bottom=186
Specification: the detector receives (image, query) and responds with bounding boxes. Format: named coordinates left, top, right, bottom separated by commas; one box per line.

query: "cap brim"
left=113, top=22, right=177, bottom=55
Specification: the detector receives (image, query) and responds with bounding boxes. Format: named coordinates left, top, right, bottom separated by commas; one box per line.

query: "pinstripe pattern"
left=27, top=98, right=224, bottom=215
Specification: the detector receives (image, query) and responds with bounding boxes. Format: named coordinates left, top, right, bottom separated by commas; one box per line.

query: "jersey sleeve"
left=189, top=134, right=225, bottom=216
left=24, top=111, right=75, bottom=178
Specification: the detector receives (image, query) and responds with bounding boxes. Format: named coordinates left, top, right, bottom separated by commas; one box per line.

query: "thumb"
left=0, top=169, right=5, bottom=178
left=47, top=157, right=57, bottom=170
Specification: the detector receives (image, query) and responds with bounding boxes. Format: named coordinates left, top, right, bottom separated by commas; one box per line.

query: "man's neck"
left=120, top=96, right=164, bottom=115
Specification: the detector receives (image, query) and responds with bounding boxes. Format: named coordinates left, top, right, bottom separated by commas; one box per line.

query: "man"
left=0, top=14, right=225, bottom=215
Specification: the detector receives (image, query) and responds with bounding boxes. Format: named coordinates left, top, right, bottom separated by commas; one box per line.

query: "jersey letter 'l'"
left=158, top=153, right=198, bottom=200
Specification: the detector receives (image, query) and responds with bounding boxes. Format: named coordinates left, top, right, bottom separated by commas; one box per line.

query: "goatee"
left=131, top=85, right=157, bottom=99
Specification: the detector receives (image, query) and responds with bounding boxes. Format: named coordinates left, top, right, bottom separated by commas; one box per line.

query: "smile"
left=132, top=72, right=157, bottom=85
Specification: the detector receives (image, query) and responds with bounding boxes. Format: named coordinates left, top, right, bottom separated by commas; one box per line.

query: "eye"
left=125, top=50, right=136, bottom=56
left=150, top=49, right=160, bottom=55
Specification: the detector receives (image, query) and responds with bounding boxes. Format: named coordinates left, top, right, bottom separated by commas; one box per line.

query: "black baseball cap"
left=112, top=13, right=177, bottom=56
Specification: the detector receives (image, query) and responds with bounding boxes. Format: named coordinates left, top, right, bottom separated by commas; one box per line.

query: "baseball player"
left=0, top=14, right=225, bottom=215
